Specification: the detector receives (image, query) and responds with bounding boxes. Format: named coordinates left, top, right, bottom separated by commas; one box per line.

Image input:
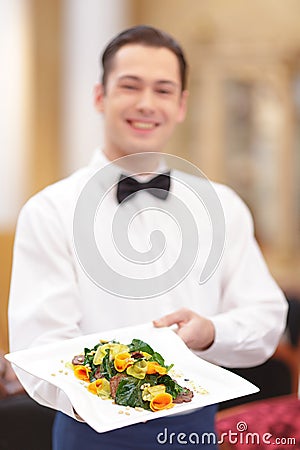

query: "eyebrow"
left=118, top=75, right=178, bottom=88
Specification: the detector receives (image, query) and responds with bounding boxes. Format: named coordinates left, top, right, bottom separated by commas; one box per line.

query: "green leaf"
left=157, top=375, right=185, bottom=399
left=150, top=351, right=165, bottom=366
left=100, top=350, right=117, bottom=380
left=144, top=374, right=159, bottom=385
left=149, top=352, right=173, bottom=371
left=128, top=339, right=154, bottom=355
left=115, top=377, right=150, bottom=409
left=83, top=343, right=101, bottom=370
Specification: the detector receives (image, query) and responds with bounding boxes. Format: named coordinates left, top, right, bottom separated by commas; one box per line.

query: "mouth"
left=127, top=120, right=159, bottom=131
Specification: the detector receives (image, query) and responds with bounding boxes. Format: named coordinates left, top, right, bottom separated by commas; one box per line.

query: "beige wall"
left=131, top=0, right=300, bottom=293
left=0, top=0, right=61, bottom=352
left=0, top=0, right=130, bottom=351
left=0, top=233, right=14, bottom=352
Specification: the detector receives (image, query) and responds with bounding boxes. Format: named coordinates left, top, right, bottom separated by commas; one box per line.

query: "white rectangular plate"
left=6, top=323, right=258, bottom=433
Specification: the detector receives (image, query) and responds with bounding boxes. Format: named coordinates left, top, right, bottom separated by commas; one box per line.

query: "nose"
left=136, top=88, right=155, bottom=115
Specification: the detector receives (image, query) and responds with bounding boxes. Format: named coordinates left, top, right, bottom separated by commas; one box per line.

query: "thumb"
left=153, top=308, right=191, bottom=328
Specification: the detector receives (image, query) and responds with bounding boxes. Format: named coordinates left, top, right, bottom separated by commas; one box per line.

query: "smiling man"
left=8, top=26, right=287, bottom=450
left=94, top=42, right=187, bottom=162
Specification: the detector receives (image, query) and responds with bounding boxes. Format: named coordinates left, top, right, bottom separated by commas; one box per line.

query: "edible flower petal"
left=142, top=384, right=166, bottom=402
left=146, top=361, right=167, bottom=375
left=109, top=344, right=129, bottom=360
left=150, top=393, right=174, bottom=412
left=114, top=352, right=132, bottom=372
left=88, top=378, right=111, bottom=398
left=126, top=360, right=148, bottom=379
left=93, top=343, right=129, bottom=365
left=73, top=365, right=91, bottom=382
left=141, top=352, right=152, bottom=360
left=93, top=345, right=108, bottom=365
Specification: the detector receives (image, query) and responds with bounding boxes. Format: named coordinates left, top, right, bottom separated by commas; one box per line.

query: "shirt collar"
left=88, top=148, right=169, bottom=181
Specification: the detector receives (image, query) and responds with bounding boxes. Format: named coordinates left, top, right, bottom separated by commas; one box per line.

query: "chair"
left=216, top=394, right=300, bottom=449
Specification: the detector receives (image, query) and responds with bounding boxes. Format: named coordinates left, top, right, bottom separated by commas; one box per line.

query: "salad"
left=71, top=338, right=193, bottom=412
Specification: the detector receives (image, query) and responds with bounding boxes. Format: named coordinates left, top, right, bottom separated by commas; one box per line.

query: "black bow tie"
left=116, top=171, right=171, bottom=203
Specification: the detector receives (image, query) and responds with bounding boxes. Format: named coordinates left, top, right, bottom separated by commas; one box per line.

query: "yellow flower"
left=87, top=378, right=111, bottom=398
left=93, top=343, right=129, bottom=365
left=141, top=352, right=152, bottom=360
left=142, top=384, right=166, bottom=402
left=126, top=360, right=148, bottom=379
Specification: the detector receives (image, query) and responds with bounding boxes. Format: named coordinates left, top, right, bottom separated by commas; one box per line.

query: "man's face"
left=94, top=44, right=188, bottom=161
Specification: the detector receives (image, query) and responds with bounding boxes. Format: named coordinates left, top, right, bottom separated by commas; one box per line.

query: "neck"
left=103, top=149, right=162, bottom=175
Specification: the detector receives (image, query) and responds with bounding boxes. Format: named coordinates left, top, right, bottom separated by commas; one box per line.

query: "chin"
left=125, top=147, right=161, bottom=156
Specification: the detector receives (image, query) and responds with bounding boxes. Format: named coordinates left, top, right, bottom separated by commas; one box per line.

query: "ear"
left=177, top=90, right=189, bottom=123
left=94, top=83, right=105, bottom=113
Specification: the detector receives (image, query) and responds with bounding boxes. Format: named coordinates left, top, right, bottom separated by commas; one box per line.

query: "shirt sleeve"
left=8, top=192, right=82, bottom=417
left=196, top=188, right=288, bottom=368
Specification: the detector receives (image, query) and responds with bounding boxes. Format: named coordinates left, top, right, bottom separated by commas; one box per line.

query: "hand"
left=0, top=350, right=25, bottom=398
left=153, top=308, right=215, bottom=351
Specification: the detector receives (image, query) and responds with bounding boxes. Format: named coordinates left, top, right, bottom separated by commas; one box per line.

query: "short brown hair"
left=101, top=25, right=188, bottom=91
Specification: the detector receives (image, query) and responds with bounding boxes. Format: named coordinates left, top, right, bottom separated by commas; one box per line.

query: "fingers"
left=153, top=308, right=191, bottom=328
left=153, top=310, right=215, bottom=351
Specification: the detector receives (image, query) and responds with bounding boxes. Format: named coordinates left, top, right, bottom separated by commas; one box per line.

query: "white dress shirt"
left=8, top=149, right=287, bottom=418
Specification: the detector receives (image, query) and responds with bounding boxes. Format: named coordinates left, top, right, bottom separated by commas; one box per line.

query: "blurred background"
left=1, top=0, right=300, bottom=353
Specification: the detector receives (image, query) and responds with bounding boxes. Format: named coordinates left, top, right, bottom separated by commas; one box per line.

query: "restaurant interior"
left=0, top=1, right=299, bottom=449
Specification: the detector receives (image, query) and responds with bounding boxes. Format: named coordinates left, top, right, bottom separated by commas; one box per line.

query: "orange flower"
left=88, top=379, right=104, bottom=395
left=150, top=393, right=174, bottom=412
left=73, top=365, right=91, bottom=382
left=87, top=378, right=111, bottom=399
left=114, top=352, right=132, bottom=372
left=146, top=361, right=167, bottom=375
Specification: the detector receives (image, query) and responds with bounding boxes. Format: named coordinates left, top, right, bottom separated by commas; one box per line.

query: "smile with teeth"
left=129, top=120, right=157, bottom=130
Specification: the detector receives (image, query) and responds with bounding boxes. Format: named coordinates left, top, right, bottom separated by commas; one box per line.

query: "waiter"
left=9, top=25, right=287, bottom=449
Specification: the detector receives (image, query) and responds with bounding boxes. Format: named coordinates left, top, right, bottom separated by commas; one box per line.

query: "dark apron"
left=52, top=404, right=218, bottom=449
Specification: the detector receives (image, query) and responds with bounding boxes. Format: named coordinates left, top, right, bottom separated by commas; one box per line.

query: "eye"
left=121, top=84, right=138, bottom=90
left=156, top=88, right=174, bottom=95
